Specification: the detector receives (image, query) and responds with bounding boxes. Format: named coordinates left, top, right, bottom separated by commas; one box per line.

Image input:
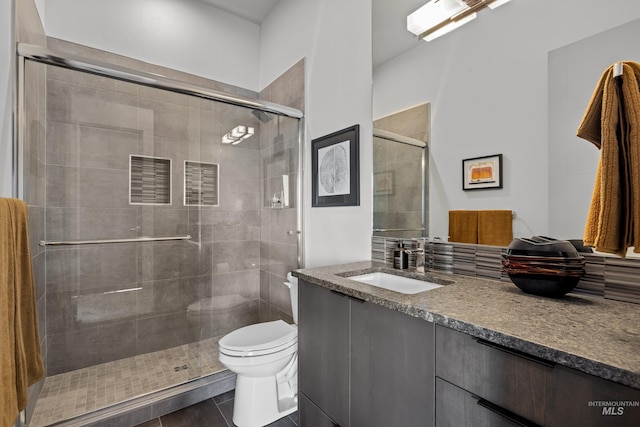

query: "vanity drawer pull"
left=477, top=398, right=541, bottom=427
left=476, top=338, right=555, bottom=368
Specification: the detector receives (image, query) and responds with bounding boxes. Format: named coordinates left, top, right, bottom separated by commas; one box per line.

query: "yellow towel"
left=1, top=198, right=45, bottom=427
left=448, top=210, right=478, bottom=244
left=478, top=210, right=513, bottom=246
left=577, top=61, right=640, bottom=256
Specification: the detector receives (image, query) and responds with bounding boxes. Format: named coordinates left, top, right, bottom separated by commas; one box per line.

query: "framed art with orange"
left=462, top=154, right=503, bottom=190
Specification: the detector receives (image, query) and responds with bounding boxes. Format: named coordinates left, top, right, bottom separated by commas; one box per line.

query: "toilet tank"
left=286, top=272, right=299, bottom=325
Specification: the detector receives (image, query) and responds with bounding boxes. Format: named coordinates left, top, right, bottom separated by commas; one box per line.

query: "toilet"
left=218, top=273, right=298, bottom=427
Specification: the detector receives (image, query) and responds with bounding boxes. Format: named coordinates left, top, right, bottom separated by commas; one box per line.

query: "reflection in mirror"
left=372, top=103, right=430, bottom=239
left=373, top=2, right=640, bottom=251
left=548, top=17, right=640, bottom=243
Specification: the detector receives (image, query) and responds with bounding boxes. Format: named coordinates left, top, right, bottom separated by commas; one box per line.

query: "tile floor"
left=133, top=390, right=299, bottom=427
left=30, top=337, right=226, bottom=426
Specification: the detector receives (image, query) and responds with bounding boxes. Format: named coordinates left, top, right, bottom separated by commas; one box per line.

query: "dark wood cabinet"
left=435, top=325, right=640, bottom=427
left=546, top=364, right=640, bottom=426
left=351, top=299, right=434, bottom=427
left=299, top=278, right=640, bottom=427
left=299, top=279, right=435, bottom=427
left=436, top=324, right=552, bottom=425
left=299, top=280, right=349, bottom=427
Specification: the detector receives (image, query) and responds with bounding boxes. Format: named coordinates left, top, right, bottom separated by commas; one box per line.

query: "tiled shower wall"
left=258, top=60, right=305, bottom=323
left=372, top=137, right=424, bottom=239
left=38, top=38, right=301, bottom=375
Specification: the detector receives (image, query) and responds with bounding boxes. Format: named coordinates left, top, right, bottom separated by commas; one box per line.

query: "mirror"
left=372, top=1, right=640, bottom=247
left=372, top=103, right=430, bottom=239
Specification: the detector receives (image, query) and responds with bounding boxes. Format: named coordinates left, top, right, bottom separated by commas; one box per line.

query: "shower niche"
left=184, top=161, right=219, bottom=206
left=129, top=155, right=172, bottom=205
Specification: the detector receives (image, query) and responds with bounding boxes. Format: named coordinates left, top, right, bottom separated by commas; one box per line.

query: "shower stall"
left=17, top=41, right=303, bottom=426
left=372, top=129, right=428, bottom=240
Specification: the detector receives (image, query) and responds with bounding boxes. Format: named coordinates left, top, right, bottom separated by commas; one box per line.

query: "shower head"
left=252, top=109, right=273, bottom=123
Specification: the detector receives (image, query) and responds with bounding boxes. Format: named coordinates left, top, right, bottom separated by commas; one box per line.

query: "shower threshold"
left=29, top=336, right=228, bottom=427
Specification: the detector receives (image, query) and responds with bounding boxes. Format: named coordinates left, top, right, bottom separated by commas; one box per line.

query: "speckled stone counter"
left=293, top=261, right=640, bottom=390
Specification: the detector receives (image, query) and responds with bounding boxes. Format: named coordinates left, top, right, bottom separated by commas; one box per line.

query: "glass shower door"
left=372, top=133, right=428, bottom=239
left=29, top=64, right=270, bottom=425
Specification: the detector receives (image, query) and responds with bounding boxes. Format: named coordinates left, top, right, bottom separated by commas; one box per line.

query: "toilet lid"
left=219, top=320, right=297, bottom=357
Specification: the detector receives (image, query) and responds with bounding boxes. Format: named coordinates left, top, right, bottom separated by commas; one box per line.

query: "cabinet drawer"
left=436, top=325, right=552, bottom=425
left=546, top=365, right=640, bottom=427
left=436, top=378, right=534, bottom=427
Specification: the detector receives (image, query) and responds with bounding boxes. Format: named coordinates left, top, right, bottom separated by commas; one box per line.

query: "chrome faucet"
left=409, top=238, right=428, bottom=273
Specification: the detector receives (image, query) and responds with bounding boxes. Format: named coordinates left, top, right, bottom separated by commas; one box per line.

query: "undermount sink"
left=349, top=272, right=444, bottom=294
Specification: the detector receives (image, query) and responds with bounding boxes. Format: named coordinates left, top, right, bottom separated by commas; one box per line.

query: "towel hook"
left=613, top=62, right=623, bottom=78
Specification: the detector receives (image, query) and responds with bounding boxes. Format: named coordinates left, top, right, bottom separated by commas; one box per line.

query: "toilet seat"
left=219, top=320, right=297, bottom=357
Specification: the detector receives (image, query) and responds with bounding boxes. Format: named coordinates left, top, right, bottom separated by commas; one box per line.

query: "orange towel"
left=448, top=210, right=478, bottom=244
left=478, top=210, right=513, bottom=246
left=577, top=61, right=640, bottom=257
left=1, top=198, right=45, bottom=427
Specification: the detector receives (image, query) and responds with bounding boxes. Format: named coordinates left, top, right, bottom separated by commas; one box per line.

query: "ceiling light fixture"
left=407, top=0, right=513, bottom=42
left=222, top=125, right=255, bottom=145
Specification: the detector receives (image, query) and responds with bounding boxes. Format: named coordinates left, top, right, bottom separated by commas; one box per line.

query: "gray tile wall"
left=39, top=39, right=274, bottom=376
left=372, top=137, right=424, bottom=239
left=258, top=60, right=305, bottom=323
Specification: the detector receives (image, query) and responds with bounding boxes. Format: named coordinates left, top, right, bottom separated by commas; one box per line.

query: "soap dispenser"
left=394, top=241, right=408, bottom=269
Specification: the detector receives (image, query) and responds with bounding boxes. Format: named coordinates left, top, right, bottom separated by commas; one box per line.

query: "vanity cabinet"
left=299, top=279, right=350, bottom=427
left=435, top=325, right=640, bottom=427
left=299, top=279, right=435, bottom=427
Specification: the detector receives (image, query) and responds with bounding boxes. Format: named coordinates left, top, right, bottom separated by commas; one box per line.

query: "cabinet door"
left=299, top=280, right=350, bottom=427
left=546, top=365, right=640, bottom=427
left=300, top=392, right=340, bottom=427
left=351, top=301, right=435, bottom=427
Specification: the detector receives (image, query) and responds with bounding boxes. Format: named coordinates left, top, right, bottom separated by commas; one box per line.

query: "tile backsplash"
left=372, top=236, right=640, bottom=305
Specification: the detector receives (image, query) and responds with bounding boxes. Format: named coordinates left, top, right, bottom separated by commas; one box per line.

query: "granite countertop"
left=293, top=261, right=640, bottom=390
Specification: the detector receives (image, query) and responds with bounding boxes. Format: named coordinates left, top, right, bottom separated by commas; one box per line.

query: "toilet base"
left=232, top=375, right=297, bottom=427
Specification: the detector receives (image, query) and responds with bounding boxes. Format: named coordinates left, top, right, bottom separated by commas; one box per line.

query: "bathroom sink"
left=349, top=272, right=443, bottom=294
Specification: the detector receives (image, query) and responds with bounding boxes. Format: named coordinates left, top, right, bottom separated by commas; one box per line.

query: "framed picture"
left=374, top=171, right=393, bottom=195
left=312, top=124, right=360, bottom=207
left=462, top=154, right=503, bottom=190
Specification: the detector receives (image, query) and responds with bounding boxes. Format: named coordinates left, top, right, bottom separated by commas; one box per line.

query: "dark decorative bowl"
left=507, top=273, right=581, bottom=298
left=504, top=237, right=584, bottom=297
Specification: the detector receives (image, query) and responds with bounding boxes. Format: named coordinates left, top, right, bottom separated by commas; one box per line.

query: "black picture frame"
left=462, top=154, right=503, bottom=191
left=312, top=124, right=360, bottom=207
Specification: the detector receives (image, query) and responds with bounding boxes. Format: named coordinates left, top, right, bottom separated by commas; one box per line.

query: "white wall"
left=34, top=0, right=45, bottom=27
left=44, top=0, right=261, bottom=90
left=260, top=0, right=373, bottom=268
left=373, top=0, right=640, bottom=241
left=0, top=0, right=14, bottom=197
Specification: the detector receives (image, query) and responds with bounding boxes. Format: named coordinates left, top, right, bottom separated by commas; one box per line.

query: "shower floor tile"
left=29, top=336, right=226, bottom=427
